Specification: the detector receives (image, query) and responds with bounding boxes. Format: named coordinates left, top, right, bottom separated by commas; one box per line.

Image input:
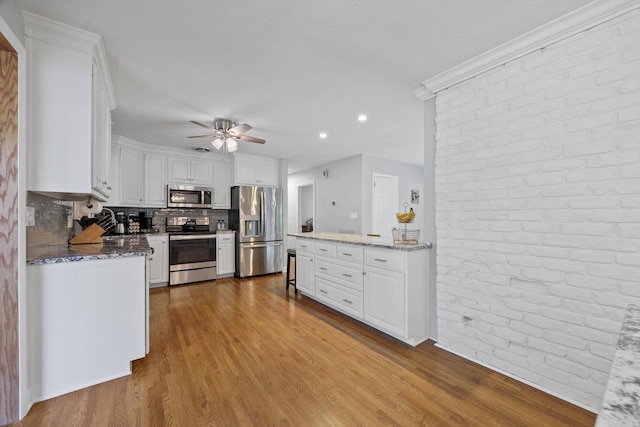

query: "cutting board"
left=69, top=223, right=105, bottom=245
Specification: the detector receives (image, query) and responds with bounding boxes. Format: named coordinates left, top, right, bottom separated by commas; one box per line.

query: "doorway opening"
left=297, top=182, right=315, bottom=233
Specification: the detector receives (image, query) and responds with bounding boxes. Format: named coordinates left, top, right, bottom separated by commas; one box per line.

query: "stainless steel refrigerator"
left=230, top=186, right=283, bottom=278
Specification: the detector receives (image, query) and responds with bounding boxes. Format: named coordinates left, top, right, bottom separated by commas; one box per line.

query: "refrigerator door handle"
left=240, top=241, right=282, bottom=249
left=260, top=190, right=266, bottom=237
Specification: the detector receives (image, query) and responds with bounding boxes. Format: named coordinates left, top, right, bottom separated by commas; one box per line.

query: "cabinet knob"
left=106, top=186, right=112, bottom=190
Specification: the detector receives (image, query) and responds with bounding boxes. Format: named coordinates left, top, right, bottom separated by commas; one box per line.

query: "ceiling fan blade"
left=190, top=120, right=216, bottom=131
left=229, top=123, right=252, bottom=135
left=235, top=134, right=266, bottom=144
left=187, top=134, right=215, bottom=138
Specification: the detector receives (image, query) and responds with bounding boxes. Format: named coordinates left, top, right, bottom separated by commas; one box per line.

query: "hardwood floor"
left=12, top=274, right=596, bottom=426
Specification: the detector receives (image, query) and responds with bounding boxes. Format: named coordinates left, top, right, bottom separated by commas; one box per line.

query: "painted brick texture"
left=434, top=9, right=640, bottom=411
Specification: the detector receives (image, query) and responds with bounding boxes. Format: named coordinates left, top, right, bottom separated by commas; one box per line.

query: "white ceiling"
left=18, top=0, right=592, bottom=173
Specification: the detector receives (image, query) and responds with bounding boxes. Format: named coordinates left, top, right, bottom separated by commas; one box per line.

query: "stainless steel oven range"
left=166, top=216, right=216, bottom=286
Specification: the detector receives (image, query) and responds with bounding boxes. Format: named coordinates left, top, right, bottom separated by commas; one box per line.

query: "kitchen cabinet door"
left=234, top=159, right=279, bottom=187
left=147, top=235, right=168, bottom=286
left=190, top=159, right=213, bottom=185
left=168, top=157, right=213, bottom=185
left=364, top=266, right=405, bottom=336
left=212, top=160, right=230, bottom=208
left=296, top=251, right=315, bottom=295
left=144, top=153, right=167, bottom=207
left=217, top=233, right=235, bottom=277
left=119, top=146, right=144, bottom=205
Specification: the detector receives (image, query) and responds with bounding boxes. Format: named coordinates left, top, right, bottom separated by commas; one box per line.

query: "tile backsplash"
left=26, top=192, right=73, bottom=248
left=104, top=206, right=229, bottom=233
left=25, top=192, right=231, bottom=251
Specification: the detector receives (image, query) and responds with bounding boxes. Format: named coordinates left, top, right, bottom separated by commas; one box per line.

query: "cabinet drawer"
left=336, top=244, right=363, bottom=263
left=316, top=278, right=363, bottom=319
left=217, top=233, right=234, bottom=243
left=364, top=249, right=405, bottom=272
left=296, top=240, right=315, bottom=253
left=316, top=256, right=363, bottom=291
left=315, top=242, right=336, bottom=257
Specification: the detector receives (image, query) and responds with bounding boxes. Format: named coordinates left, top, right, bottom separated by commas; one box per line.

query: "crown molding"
left=412, top=86, right=434, bottom=101
left=23, top=12, right=116, bottom=109
left=416, top=0, right=640, bottom=97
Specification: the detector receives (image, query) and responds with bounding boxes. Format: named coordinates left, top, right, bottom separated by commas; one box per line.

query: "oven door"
left=169, top=234, right=217, bottom=285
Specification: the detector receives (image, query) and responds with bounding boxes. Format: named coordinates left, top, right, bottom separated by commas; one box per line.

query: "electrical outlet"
left=349, top=212, right=358, bottom=220
left=26, top=206, right=35, bottom=226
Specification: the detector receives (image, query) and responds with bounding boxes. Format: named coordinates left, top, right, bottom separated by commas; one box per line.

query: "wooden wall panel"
left=0, top=46, right=19, bottom=424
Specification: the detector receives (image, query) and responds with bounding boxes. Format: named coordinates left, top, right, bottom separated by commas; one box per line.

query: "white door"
left=372, top=173, right=398, bottom=238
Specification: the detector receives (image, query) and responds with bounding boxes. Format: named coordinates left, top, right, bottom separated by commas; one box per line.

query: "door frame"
left=0, top=12, right=29, bottom=420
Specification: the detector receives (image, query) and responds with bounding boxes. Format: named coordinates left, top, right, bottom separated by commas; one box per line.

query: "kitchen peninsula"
left=27, top=236, right=151, bottom=402
left=288, top=232, right=430, bottom=346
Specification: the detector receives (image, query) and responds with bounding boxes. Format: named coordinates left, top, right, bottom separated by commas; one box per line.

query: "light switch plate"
left=349, top=212, right=358, bottom=220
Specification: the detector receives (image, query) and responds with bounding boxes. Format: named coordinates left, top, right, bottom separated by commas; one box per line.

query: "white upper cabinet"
left=25, top=13, right=115, bottom=201
left=144, top=153, right=167, bottom=207
left=168, top=157, right=213, bottom=185
left=212, top=160, right=230, bottom=209
left=233, top=154, right=279, bottom=187
left=119, top=145, right=144, bottom=206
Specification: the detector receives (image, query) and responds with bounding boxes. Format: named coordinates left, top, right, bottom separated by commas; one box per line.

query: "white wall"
left=288, top=154, right=427, bottom=239
left=361, top=155, right=425, bottom=236
left=434, top=9, right=640, bottom=411
left=288, top=155, right=362, bottom=236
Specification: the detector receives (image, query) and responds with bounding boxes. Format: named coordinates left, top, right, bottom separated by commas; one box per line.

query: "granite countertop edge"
left=27, top=235, right=152, bottom=265
left=288, top=232, right=430, bottom=251
left=595, top=304, right=640, bottom=426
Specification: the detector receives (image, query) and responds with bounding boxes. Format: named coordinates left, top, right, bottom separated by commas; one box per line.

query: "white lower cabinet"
left=316, top=277, right=363, bottom=318
left=27, top=257, right=146, bottom=401
left=147, top=235, right=168, bottom=286
left=364, top=266, right=405, bottom=336
left=295, top=240, right=315, bottom=294
left=217, top=232, right=235, bottom=277
left=295, top=237, right=429, bottom=346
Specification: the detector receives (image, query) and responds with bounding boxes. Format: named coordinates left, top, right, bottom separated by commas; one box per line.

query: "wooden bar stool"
left=286, top=248, right=297, bottom=293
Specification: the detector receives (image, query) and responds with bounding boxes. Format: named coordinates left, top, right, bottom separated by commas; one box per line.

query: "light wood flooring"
left=12, top=274, right=596, bottom=426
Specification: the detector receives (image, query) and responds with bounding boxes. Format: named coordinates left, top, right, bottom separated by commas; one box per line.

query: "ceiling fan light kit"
left=188, top=117, right=265, bottom=154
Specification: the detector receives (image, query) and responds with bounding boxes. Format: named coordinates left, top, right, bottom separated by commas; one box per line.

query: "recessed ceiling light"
left=358, top=114, right=367, bottom=122
left=319, top=132, right=328, bottom=138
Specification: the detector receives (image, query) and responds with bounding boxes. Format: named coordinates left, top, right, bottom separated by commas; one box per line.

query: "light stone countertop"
left=27, top=234, right=152, bottom=265
left=596, top=304, right=640, bottom=426
left=288, top=232, right=431, bottom=251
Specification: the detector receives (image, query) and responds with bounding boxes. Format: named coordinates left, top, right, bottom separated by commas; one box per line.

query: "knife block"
left=69, top=223, right=105, bottom=245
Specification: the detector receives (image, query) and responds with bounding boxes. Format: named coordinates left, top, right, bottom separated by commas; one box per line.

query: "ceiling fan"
left=188, top=118, right=265, bottom=153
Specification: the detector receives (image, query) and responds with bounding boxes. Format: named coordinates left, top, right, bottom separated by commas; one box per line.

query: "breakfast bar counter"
left=287, top=231, right=431, bottom=251
left=288, top=231, right=430, bottom=346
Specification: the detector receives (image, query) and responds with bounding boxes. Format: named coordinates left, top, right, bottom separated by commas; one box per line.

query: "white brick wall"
left=434, top=9, right=640, bottom=411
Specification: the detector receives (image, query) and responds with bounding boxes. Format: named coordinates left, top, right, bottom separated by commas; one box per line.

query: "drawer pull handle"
left=319, top=289, right=328, bottom=294
left=342, top=273, right=352, bottom=278
left=319, top=267, right=327, bottom=271
left=342, top=299, right=352, bottom=304
left=342, top=253, right=352, bottom=256
left=319, top=249, right=327, bottom=252
left=374, top=258, right=387, bottom=262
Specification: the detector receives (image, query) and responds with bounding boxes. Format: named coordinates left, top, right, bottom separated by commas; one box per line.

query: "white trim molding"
left=415, top=0, right=640, bottom=97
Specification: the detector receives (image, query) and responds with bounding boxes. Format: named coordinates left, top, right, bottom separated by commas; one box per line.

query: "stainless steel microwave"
left=167, top=185, right=213, bottom=208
